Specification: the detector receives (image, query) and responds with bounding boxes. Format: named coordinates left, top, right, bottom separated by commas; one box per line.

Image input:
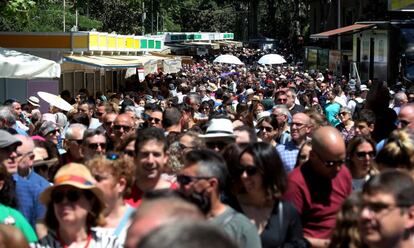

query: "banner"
left=163, top=59, right=182, bottom=74
left=144, top=60, right=158, bottom=75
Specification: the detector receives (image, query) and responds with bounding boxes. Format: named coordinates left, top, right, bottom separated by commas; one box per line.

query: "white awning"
left=0, top=48, right=61, bottom=79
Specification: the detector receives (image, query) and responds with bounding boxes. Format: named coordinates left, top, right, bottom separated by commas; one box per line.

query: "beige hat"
left=27, top=96, right=40, bottom=107
left=39, top=163, right=106, bottom=209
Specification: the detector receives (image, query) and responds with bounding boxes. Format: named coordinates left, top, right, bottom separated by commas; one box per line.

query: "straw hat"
left=27, top=96, right=40, bottom=107
left=39, top=163, right=105, bottom=208
left=199, top=118, right=235, bottom=140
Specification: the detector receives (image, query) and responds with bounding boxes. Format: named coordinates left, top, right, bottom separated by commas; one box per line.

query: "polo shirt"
left=284, top=162, right=352, bottom=239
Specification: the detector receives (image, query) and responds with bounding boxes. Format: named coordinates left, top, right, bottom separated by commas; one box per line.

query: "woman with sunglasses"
left=87, top=154, right=135, bottom=244
left=226, top=142, right=307, bottom=248
left=336, top=107, right=356, bottom=144
left=346, top=135, right=378, bottom=191
left=34, top=163, right=120, bottom=247
left=256, top=116, right=279, bottom=147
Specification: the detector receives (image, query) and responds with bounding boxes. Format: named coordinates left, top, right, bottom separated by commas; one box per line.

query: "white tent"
left=0, top=48, right=61, bottom=79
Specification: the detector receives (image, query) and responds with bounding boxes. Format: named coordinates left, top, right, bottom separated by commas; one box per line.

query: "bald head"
left=125, top=197, right=204, bottom=248
left=398, top=104, right=414, bottom=129
left=310, top=126, right=346, bottom=178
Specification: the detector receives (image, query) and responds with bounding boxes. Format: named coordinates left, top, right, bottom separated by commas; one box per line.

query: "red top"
left=125, top=181, right=178, bottom=208
left=283, top=163, right=352, bottom=239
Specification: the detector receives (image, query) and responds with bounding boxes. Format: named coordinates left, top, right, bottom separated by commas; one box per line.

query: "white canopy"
left=213, top=54, right=244, bottom=65
left=0, top=48, right=61, bottom=79
left=258, top=54, right=286, bottom=65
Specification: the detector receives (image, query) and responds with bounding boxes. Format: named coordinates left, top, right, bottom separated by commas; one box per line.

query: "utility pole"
left=151, top=0, right=154, bottom=34
left=142, top=0, right=145, bottom=35
left=337, top=0, right=341, bottom=51
left=156, top=12, right=159, bottom=33
left=63, top=0, right=66, bottom=32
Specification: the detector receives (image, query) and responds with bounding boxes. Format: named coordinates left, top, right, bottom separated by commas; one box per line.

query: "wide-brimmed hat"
left=207, top=83, right=218, bottom=92
left=0, top=130, right=22, bottom=149
left=27, top=96, right=40, bottom=107
left=245, top=88, right=254, bottom=96
left=360, top=84, right=369, bottom=92
left=199, top=118, right=235, bottom=140
left=39, top=163, right=105, bottom=208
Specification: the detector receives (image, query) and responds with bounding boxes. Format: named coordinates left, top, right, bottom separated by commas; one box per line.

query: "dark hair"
left=239, top=142, right=287, bottom=199
left=137, top=221, right=238, bottom=248
left=69, top=112, right=90, bottom=127
left=356, top=109, right=376, bottom=126
left=347, top=135, right=376, bottom=159
left=363, top=170, right=414, bottom=207
left=221, top=143, right=247, bottom=194
left=0, top=164, right=18, bottom=208
left=44, top=189, right=105, bottom=230
left=162, top=107, right=182, bottom=128
left=184, top=149, right=228, bottom=191
left=135, top=127, right=168, bottom=153
left=120, top=98, right=135, bottom=113
left=234, top=125, right=258, bottom=143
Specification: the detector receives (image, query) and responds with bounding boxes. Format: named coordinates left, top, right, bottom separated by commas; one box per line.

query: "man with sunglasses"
left=13, top=135, right=50, bottom=238
left=178, top=149, right=261, bottom=248
left=284, top=126, right=352, bottom=248
left=81, top=129, right=107, bottom=162
left=113, top=113, right=135, bottom=148
left=63, top=123, right=87, bottom=163
left=0, top=129, right=22, bottom=174
left=359, top=170, right=414, bottom=248
left=148, top=108, right=163, bottom=129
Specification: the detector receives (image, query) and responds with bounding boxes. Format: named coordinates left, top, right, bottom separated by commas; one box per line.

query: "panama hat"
left=39, top=163, right=105, bottom=209
left=27, top=96, right=40, bottom=107
left=199, top=118, right=235, bottom=140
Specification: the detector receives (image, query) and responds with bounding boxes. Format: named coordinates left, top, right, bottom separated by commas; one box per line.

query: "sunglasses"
left=277, top=98, right=287, bottom=102
left=87, top=143, right=106, bottom=150
left=356, top=151, right=375, bottom=160
left=176, top=174, right=212, bottom=186
left=68, top=139, right=83, bottom=145
left=47, top=129, right=59, bottom=136
left=124, top=150, right=135, bottom=157
left=51, top=189, right=84, bottom=204
left=259, top=126, right=273, bottom=132
left=113, top=125, right=132, bottom=132
left=314, top=151, right=345, bottom=168
left=339, top=112, right=349, bottom=116
left=235, top=165, right=259, bottom=176
left=104, top=121, right=114, bottom=126
left=148, top=117, right=161, bottom=124
left=95, top=112, right=104, bottom=117
left=206, top=141, right=228, bottom=150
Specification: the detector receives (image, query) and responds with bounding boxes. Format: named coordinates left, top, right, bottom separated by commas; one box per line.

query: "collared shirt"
left=13, top=171, right=50, bottom=229
left=276, top=141, right=299, bottom=172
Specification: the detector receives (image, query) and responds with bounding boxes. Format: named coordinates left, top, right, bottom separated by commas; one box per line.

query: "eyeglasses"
left=259, top=126, right=273, bottom=132
left=235, top=165, right=259, bottom=176
left=87, top=143, right=106, bottom=150
left=314, top=151, right=345, bottom=168
left=113, top=125, right=132, bottom=132
left=356, top=151, right=375, bottom=160
left=178, top=143, right=194, bottom=150
left=206, top=141, right=228, bottom=150
left=67, top=139, right=83, bottom=145
left=16, top=152, right=35, bottom=160
left=51, top=189, right=83, bottom=204
left=360, top=202, right=409, bottom=215
left=176, top=174, right=212, bottom=186
left=277, top=98, right=287, bottom=103
left=148, top=117, right=162, bottom=124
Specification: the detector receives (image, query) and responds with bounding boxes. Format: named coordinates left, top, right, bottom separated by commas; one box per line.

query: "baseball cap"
left=0, top=130, right=22, bottom=149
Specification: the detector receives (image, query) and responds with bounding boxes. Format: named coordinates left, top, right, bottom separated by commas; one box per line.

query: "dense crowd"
left=1, top=46, right=414, bottom=248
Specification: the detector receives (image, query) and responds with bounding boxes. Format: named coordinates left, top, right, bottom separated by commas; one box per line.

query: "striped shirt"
left=31, top=229, right=121, bottom=248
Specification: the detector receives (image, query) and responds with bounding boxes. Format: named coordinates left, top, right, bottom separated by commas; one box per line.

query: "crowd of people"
left=1, top=46, right=414, bottom=248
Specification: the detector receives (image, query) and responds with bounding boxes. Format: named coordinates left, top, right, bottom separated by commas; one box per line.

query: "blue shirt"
left=276, top=141, right=299, bottom=172
left=13, top=171, right=50, bottom=229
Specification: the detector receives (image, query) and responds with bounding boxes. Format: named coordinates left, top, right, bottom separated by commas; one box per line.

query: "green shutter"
left=148, top=39, right=155, bottom=49
left=141, top=39, right=148, bottom=48
left=155, top=40, right=161, bottom=49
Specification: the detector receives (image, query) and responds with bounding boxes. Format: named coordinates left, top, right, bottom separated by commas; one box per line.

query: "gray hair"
left=125, top=106, right=143, bottom=119
left=65, top=123, right=87, bottom=140
left=0, top=106, right=16, bottom=128
left=272, top=104, right=291, bottom=119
